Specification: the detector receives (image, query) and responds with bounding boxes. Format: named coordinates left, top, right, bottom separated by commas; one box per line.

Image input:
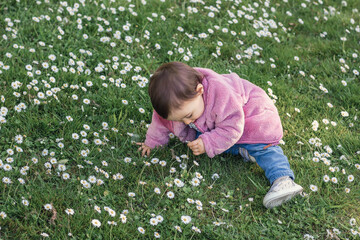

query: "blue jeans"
left=196, top=132, right=295, bottom=185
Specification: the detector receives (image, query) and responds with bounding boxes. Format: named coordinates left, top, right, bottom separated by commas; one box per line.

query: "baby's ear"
left=196, top=83, right=204, bottom=94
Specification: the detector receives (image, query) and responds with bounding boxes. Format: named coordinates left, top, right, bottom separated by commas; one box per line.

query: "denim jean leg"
left=239, top=144, right=295, bottom=185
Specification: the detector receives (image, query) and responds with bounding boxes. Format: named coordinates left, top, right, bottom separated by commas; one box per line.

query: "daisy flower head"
left=18, top=178, right=25, bottom=184
left=88, top=175, right=97, bottom=183
left=120, top=213, right=127, bottom=223
left=107, top=221, right=117, bottom=226
left=3, top=164, right=12, bottom=171
left=138, top=227, right=145, bottom=234
left=331, top=177, right=338, bottom=184
left=48, top=54, right=56, bottom=61
left=151, top=158, right=159, bottom=164
left=323, top=175, right=330, bottom=182
left=195, top=172, right=203, bottom=180
left=310, top=185, right=318, bottom=192
left=350, top=229, right=358, bottom=235
left=15, top=135, right=23, bottom=144
left=206, top=201, right=215, bottom=208
left=154, top=187, right=161, bottom=194
left=191, top=177, right=200, bottom=186
left=150, top=217, right=158, bottom=226
left=65, top=208, right=75, bottom=215
left=91, top=219, right=101, bottom=227
left=101, top=122, right=108, bottom=129
left=62, top=173, right=70, bottom=180
left=174, top=178, right=184, bottom=187
left=175, top=225, right=182, bottom=232
left=94, top=205, right=101, bottom=213
left=44, top=204, right=53, bottom=211
left=71, top=133, right=79, bottom=140
left=0, top=211, right=7, bottom=219
left=312, top=157, right=319, bottom=163
left=22, top=199, right=29, bottom=206
left=341, top=111, right=349, bottom=117
left=192, top=226, right=201, bottom=233
left=108, top=209, right=116, bottom=217
left=167, top=191, right=175, bottom=199
left=97, top=179, right=104, bottom=185
left=58, top=164, right=66, bottom=171
left=139, top=107, right=145, bottom=113
left=350, top=218, right=356, bottom=226
left=211, top=173, right=220, bottom=180
left=31, top=157, right=38, bottom=164
left=195, top=200, right=202, bottom=206
left=156, top=215, right=164, bottom=223
left=40, top=233, right=49, bottom=237
left=181, top=215, right=192, bottom=224
left=213, top=221, right=222, bottom=226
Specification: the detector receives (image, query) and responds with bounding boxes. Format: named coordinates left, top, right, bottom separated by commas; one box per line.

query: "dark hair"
left=148, top=62, right=203, bottom=119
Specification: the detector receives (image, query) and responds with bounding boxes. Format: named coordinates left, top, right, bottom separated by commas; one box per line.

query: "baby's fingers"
left=141, top=148, right=146, bottom=157
left=192, top=149, right=200, bottom=155
left=141, top=147, right=150, bottom=157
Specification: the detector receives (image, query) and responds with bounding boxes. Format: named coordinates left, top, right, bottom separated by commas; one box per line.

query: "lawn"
left=0, top=0, right=359, bottom=239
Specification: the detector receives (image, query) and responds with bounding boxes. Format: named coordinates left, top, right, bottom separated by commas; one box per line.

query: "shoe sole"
left=263, top=186, right=303, bottom=209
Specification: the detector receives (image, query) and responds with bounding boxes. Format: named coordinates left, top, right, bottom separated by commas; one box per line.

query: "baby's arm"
left=137, top=111, right=171, bottom=156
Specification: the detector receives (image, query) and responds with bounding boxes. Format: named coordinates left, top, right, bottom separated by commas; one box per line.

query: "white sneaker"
left=239, top=148, right=256, bottom=163
left=263, top=176, right=303, bottom=209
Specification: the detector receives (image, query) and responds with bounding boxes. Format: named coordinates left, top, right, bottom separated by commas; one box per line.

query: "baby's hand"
left=187, top=138, right=205, bottom=156
left=136, top=142, right=151, bottom=157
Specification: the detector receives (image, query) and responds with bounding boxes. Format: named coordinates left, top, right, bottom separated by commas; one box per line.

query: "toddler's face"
left=167, top=84, right=204, bottom=125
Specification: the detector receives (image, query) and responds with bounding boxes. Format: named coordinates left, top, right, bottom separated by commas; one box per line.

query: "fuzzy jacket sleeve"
left=144, top=111, right=171, bottom=148
left=199, top=84, right=245, bottom=158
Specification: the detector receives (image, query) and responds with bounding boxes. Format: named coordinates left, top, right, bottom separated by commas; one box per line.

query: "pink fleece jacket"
left=144, top=68, right=283, bottom=158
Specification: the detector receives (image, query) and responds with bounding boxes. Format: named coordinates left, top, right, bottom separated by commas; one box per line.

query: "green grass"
left=0, top=0, right=360, bottom=239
